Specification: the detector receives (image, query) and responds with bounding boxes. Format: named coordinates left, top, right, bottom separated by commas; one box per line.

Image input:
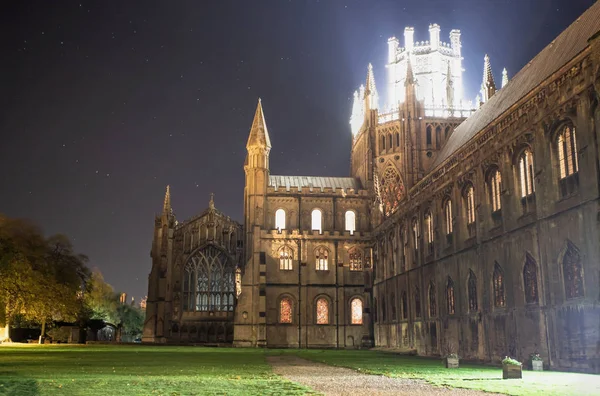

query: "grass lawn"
left=285, top=349, right=600, bottom=396
left=0, top=345, right=310, bottom=396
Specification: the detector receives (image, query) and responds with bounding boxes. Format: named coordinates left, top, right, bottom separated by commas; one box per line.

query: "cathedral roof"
left=432, top=1, right=600, bottom=170
left=269, top=175, right=361, bottom=192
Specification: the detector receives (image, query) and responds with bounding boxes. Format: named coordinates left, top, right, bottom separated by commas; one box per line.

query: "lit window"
left=316, top=247, right=328, bottom=271
left=311, top=209, right=322, bottom=233
left=465, top=185, right=475, bottom=224
left=275, top=209, right=286, bottom=231
left=444, top=199, right=453, bottom=235
left=557, top=126, right=578, bottom=196
left=349, top=249, right=363, bottom=271
left=489, top=169, right=502, bottom=212
left=424, top=211, right=434, bottom=244
left=279, top=246, right=293, bottom=271
left=518, top=149, right=535, bottom=198
left=412, top=218, right=419, bottom=247
left=280, top=297, right=293, bottom=323
left=345, top=211, right=356, bottom=234
left=316, top=297, right=329, bottom=324
left=350, top=298, right=363, bottom=324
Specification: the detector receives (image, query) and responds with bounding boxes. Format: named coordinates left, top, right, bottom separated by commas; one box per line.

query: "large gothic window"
left=311, top=209, right=322, bottom=233
left=523, top=254, right=539, bottom=304
left=345, top=210, right=356, bottom=234
left=349, top=248, right=363, bottom=271
left=563, top=242, right=584, bottom=299
left=316, top=297, right=329, bottom=324
left=350, top=297, right=363, bottom=324
left=279, top=246, right=293, bottom=271
left=275, top=209, right=286, bottom=231
left=380, top=165, right=405, bottom=217
left=489, top=169, right=502, bottom=213
left=183, top=245, right=236, bottom=312
left=518, top=148, right=535, bottom=213
left=493, top=262, right=506, bottom=308
left=557, top=125, right=579, bottom=197
left=444, top=199, right=453, bottom=235
left=424, top=211, right=434, bottom=255
left=428, top=282, right=437, bottom=317
left=315, top=246, right=329, bottom=271
left=468, top=269, right=478, bottom=312
left=446, top=277, right=455, bottom=315
left=414, top=288, right=421, bottom=318
left=280, top=297, right=293, bottom=323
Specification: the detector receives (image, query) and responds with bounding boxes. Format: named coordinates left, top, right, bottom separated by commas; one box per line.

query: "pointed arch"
left=493, top=262, right=506, bottom=307
left=428, top=281, right=437, bottom=317
left=523, top=253, right=539, bottom=304
left=380, top=164, right=405, bottom=217
left=315, top=246, right=329, bottom=271
left=562, top=241, right=584, bottom=299
left=350, top=297, right=363, bottom=325
left=279, top=245, right=293, bottom=271
left=315, top=296, right=330, bottom=324
left=446, top=276, right=455, bottom=315
left=279, top=295, right=294, bottom=324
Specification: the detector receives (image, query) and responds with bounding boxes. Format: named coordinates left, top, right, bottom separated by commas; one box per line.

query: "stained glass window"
left=563, top=243, right=584, bottom=299
left=380, top=165, right=405, bottom=217
left=428, top=282, right=437, bottom=317
left=279, top=246, right=293, bottom=271
left=558, top=126, right=578, bottom=179
left=350, top=298, right=363, bottom=324
left=490, top=169, right=502, bottom=212
left=468, top=270, right=478, bottom=312
left=493, top=262, right=506, bottom=307
left=446, top=277, right=455, bottom=315
left=518, top=149, right=535, bottom=198
left=523, top=254, right=538, bottom=304
left=316, top=247, right=328, bottom=271
left=349, top=249, right=363, bottom=271
left=316, top=297, right=329, bottom=324
left=280, top=297, right=293, bottom=323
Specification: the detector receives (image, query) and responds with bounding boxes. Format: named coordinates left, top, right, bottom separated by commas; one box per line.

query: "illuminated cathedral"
left=144, top=3, right=600, bottom=373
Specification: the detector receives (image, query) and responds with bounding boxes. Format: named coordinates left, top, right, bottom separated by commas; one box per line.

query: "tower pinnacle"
left=246, top=98, right=271, bottom=150
left=502, top=68, right=508, bottom=88
left=365, top=63, right=379, bottom=110
left=209, top=193, right=215, bottom=210
left=163, top=185, right=172, bottom=215
left=480, top=54, right=496, bottom=102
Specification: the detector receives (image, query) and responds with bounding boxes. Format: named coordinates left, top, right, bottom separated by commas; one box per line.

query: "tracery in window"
left=428, top=282, right=437, bottom=317
left=468, top=269, right=478, bottom=312
left=183, top=245, right=236, bottom=312
left=280, top=297, right=293, bottom=323
left=518, top=148, right=535, bottom=198
left=465, top=185, right=475, bottom=224
left=493, top=262, right=506, bottom=307
left=401, top=291, right=408, bottom=319
left=279, top=246, right=293, bottom=271
left=345, top=210, right=356, bottom=234
left=424, top=211, right=434, bottom=252
left=311, top=209, right=322, bottom=233
left=350, top=298, right=363, bottom=324
left=557, top=125, right=579, bottom=196
left=444, top=199, right=453, bottom=235
left=523, top=254, right=538, bottom=304
left=275, top=208, right=286, bottom=231
left=380, top=165, right=405, bottom=217
left=414, top=288, right=421, bottom=318
left=316, top=297, right=329, bottom=324
left=446, top=277, right=455, bottom=315
left=563, top=242, right=584, bottom=299
left=349, top=248, right=363, bottom=271
left=489, top=169, right=502, bottom=212
left=315, top=246, right=329, bottom=271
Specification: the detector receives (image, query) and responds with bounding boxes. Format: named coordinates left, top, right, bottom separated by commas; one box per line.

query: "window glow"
left=490, top=170, right=502, bottom=212
left=316, top=247, right=328, bottom=271
left=280, top=297, right=293, bottom=323
left=558, top=126, right=578, bottom=179
left=444, top=200, right=453, bottom=235
left=316, top=297, right=329, bottom=324
left=311, top=209, right=322, bottom=233
left=350, top=298, right=363, bottom=324
left=465, top=185, right=475, bottom=224
left=279, top=246, right=293, bottom=271
left=345, top=211, right=356, bottom=234
left=349, top=249, right=363, bottom=271
left=425, top=212, right=434, bottom=244
left=518, top=149, right=535, bottom=198
left=275, top=208, right=286, bottom=231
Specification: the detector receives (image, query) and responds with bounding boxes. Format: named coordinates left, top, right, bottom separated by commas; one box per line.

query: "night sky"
left=1, top=0, right=595, bottom=301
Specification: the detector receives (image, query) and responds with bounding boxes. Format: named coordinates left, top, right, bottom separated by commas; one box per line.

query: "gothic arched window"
left=395, top=132, right=400, bottom=147
left=380, top=165, right=405, bottom=217
left=468, top=270, right=478, bottom=312
left=517, top=148, right=535, bottom=213
left=275, top=209, right=286, bottom=231
left=279, top=246, right=293, bottom=271
left=345, top=210, right=356, bottom=234
left=350, top=297, right=363, bottom=324
left=557, top=125, right=579, bottom=196
left=426, top=125, right=433, bottom=146
left=388, top=133, right=393, bottom=148
left=465, top=185, right=475, bottom=224
left=563, top=242, right=584, bottom=299
left=493, top=262, right=506, bottom=308
left=446, top=277, right=455, bottom=315
left=311, top=209, right=322, bottom=233
left=349, top=248, right=363, bottom=271
left=381, top=134, right=386, bottom=151
left=435, top=126, right=442, bottom=148
left=401, top=291, right=408, bottom=319
left=523, top=254, right=538, bottom=304
left=489, top=168, right=502, bottom=213
left=315, top=246, right=329, bottom=271
left=316, top=297, right=329, bottom=324
left=183, top=245, right=236, bottom=312
left=444, top=198, right=453, bottom=235
left=414, top=288, right=421, bottom=318
left=424, top=211, right=434, bottom=255
left=428, top=282, right=437, bottom=317
left=280, top=297, right=293, bottom=324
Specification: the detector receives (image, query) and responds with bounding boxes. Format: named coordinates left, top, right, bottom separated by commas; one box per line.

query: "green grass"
left=283, top=349, right=600, bottom=396
left=0, top=345, right=311, bottom=396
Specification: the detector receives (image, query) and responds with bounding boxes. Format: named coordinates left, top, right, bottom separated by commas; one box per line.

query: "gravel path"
left=267, top=355, right=503, bottom=396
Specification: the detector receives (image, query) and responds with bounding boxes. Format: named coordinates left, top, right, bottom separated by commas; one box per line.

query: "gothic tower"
left=233, top=99, right=271, bottom=347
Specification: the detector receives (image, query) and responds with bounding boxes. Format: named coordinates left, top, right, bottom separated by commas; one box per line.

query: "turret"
left=480, top=54, right=496, bottom=103
left=450, top=29, right=461, bottom=57
left=404, top=27, right=414, bottom=52
left=429, top=24, right=440, bottom=50
left=365, top=63, right=379, bottom=113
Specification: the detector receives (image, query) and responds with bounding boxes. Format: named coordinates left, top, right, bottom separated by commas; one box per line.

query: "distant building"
left=144, top=3, right=600, bottom=373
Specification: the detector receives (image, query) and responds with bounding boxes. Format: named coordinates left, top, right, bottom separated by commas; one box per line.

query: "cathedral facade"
left=145, top=2, right=600, bottom=373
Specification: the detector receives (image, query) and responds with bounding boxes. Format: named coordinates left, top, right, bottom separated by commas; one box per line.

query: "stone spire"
left=246, top=98, right=271, bottom=150
left=405, top=56, right=416, bottom=87
left=502, top=67, right=508, bottom=88
left=480, top=54, right=496, bottom=102
left=365, top=63, right=379, bottom=110
left=163, top=185, right=172, bottom=215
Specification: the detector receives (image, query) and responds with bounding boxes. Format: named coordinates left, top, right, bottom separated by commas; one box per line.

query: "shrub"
left=502, top=356, right=522, bottom=366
